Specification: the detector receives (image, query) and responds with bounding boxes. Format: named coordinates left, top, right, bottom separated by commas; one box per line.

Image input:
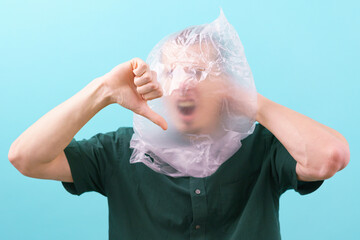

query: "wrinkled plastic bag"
left=130, top=10, right=257, bottom=177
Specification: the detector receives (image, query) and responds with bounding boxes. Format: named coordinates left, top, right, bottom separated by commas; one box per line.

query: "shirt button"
left=195, top=189, right=201, bottom=195
left=195, top=225, right=201, bottom=230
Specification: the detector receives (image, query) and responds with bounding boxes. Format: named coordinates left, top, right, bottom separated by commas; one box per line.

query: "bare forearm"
left=256, top=93, right=350, bottom=180
left=9, top=77, right=111, bottom=167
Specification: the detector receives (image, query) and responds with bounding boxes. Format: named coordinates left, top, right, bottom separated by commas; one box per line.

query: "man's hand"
left=102, top=58, right=167, bottom=130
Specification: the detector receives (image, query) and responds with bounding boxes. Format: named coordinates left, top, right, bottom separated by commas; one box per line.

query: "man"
left=9, top=13, right=349, bottom=240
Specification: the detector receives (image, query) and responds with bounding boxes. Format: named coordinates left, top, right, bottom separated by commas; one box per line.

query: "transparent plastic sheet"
left=130, top=10, right=257, bottom=177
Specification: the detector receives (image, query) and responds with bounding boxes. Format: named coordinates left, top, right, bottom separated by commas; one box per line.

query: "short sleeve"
left=62, top=132, right=117, bottom=196
left=268, top=132, right=323, bottom=195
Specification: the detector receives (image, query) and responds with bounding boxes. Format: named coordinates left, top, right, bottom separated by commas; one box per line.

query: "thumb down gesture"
left=103, top=58, right=168, bottom=130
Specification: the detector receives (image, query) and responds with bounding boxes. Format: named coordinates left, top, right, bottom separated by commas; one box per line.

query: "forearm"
left=256, top=93, right=350, bottom=181
left=9, top=77, right=111, bottom=169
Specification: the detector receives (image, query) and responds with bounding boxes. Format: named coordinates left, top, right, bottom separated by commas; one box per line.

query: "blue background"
left=1, top=0, right=359, bottom=239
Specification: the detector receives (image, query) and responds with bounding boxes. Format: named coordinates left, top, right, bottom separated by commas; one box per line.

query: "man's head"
left=158, top=26, right=228, bottom=135
left=130, top=10, right=257, bottom=178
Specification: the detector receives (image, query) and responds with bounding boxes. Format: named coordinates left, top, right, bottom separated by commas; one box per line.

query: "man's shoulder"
left=93, top=127, right=135, bottom=168
left=82, top=127, right=134, bottom=152
left=114, top=127, right=134, bottom=138
left=97, top=127, right=134, bottom=141
left=242, top=123, right=274, bottom=144
left=100, top=127, right=134, bottom=147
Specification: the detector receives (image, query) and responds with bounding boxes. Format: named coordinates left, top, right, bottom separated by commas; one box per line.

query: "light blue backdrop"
left=1, top=0, right=359, bottom=239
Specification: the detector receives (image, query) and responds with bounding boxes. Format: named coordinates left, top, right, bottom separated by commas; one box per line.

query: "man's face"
left=159, top=42, right=226, bottom=135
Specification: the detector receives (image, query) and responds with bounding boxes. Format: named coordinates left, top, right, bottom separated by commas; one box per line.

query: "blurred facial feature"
left=160, top=42, right=225, bottom=135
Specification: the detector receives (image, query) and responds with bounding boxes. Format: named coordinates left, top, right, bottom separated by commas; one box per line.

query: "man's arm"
left=256, top=93, right=350, bottom=181
left=8, top=58, right=166, bottom=182
left=8, top=77, right=110, bottom=182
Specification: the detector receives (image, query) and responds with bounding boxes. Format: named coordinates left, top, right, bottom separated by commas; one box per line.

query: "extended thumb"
left=137, top=104, right=168, bottom=130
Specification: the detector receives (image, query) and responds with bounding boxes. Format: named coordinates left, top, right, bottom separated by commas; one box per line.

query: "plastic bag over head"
left=130, top=10, right=257, bottom=177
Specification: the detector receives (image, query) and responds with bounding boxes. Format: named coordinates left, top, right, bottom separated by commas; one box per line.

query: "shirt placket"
left=189, top=177, right=208, bottom=240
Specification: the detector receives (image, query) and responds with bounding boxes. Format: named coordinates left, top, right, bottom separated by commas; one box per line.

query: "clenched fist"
left=102, top=58, right=167, bottom=130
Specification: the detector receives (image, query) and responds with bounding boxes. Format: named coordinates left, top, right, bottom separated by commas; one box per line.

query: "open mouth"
left=177, top=100, right=196, bottom=116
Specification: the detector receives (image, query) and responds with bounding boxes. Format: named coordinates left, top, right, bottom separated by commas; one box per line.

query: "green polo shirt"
left=62, top=123, right=323, bottom=240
